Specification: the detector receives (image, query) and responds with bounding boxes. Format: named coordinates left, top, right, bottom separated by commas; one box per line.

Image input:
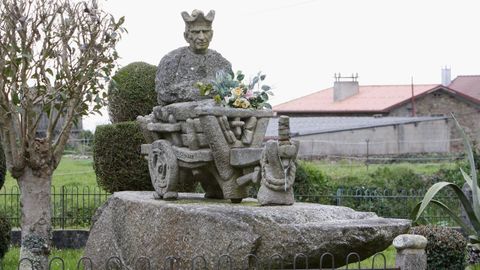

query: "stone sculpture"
left=139, top=9, right=297, bottom=204
left=85, top=9, right=413, bottom=270
left=155, top=9, right=232, bottom=105
left=258, top=116, right=299, bottom=205
left=85, top=192, right=411, bottom=269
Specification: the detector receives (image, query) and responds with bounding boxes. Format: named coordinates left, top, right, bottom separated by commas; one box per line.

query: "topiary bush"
left=0, top=143, right=5, bottom=189
left=294, top=161, right=331, bottom=204
left=0, top=214, right=11, bottom=259
left=93, top=122, right=153, bottom=193
left=411, top=225, right=467, bottom=269
left=108, top=62, right=157, bottom=123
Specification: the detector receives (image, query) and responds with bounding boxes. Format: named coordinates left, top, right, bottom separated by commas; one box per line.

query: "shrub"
left=108, top=62, right=157, bottom=123
left=0, top=214, right=10, bottom=259
left=0, top=143, right=5, bottom=189
left=368, top=166, right=425, bottom=190
left=294, top=161, right=331, bottom=203
left=93, top=122, right=153, bottom=192
left=411, top=225, right=466, bottom=269
left=328, top=165, right=427, bottom=191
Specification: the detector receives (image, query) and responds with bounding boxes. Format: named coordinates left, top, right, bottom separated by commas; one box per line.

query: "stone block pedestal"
left=85, top=192, right=410, bottom=269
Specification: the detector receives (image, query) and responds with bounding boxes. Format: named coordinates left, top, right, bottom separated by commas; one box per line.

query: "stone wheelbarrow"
left=138, top=100, right=289, bottom=203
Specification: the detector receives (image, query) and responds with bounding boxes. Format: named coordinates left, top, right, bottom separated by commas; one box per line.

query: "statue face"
left=184, top=25, right=213, bottom=54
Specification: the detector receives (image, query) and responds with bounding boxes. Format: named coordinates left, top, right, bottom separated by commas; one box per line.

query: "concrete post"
left=393, top=234, right=428, bottom=270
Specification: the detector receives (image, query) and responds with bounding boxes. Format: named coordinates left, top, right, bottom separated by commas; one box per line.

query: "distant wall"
left=294, top=119, right=450, bottom=158
left=390, top=90, right=480, bottom=151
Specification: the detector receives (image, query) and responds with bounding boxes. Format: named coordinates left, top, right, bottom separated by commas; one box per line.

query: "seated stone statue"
left=155, top=10, right=233, bottom=105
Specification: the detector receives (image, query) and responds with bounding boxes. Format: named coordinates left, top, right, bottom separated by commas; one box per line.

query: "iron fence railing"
left=295, top=188, right=460, bottom=226
left=0, top=185, right=109, bottom=229
left=0, top=186, right=460, bottom=228
left=8, top=252, right=401, bottom=270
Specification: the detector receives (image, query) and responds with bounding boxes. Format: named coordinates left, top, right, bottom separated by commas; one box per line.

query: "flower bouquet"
left=195, top=71, right=273, bottom=109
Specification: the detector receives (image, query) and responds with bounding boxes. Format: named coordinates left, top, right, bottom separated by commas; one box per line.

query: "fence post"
left=61, top=186, right=66, bottom=230
left=335, top=188, right=343, bottom=206
left=393, top=234, right=427, bottom=270
left=365, top=139, right=370, bottom=171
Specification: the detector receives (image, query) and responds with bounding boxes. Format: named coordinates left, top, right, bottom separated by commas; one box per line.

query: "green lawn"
left=1, top=156, right=105, bottom=229
left=2, top=156, right=98, bottom=190
left=2, top=247, right=84, bottom=269
left=342, top=245, right=396, bottom=269
left=312, top=160, right=457, bottom=180
left=0, top=246, right=397, bottom=269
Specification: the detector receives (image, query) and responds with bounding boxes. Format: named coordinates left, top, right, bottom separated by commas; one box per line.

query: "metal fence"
left=0, top=185, right=109, bottom=229
left=7, top=252, right=400, bottom=270
left=295, top=188, right=460, bottom=226
left=0, top=186, right=459, bottom=228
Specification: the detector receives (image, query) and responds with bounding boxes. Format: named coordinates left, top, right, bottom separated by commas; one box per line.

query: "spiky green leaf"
left=452, top=113, right=480, bottom=220
left=413, top=199, right=475, bottom=235
left=412, top=181, right=480, bottom=232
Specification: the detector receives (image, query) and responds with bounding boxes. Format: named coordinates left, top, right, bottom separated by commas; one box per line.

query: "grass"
left=0, top=246, right=395, bottom=269
left=0, top=156, right=107, bottom=229
left=341, top=245, right=396, bottom=269
left=1, top=247, right=84, bottom=269
left=312, top=160, right=457, bottom=180
left=2, top=156, right=98, bottom=190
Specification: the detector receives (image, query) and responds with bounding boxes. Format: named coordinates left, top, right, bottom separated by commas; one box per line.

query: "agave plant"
left=412, top=113, right=480, bottom=247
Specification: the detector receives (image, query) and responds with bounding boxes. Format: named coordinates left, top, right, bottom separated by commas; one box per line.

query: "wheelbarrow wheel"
left=148, top=140, right=179, bottom=200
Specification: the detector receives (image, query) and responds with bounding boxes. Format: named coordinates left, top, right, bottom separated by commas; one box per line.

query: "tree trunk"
left=18, top=167, right=52, bottom=270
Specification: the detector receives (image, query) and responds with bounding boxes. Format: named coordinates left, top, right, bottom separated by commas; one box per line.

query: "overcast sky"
left=84, top=0, right=480, bottom=131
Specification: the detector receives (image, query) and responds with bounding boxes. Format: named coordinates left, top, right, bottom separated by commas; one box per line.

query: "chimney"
left=441, top=67, right=451, bottom=86
left=334, top=73, right=359, bottom=102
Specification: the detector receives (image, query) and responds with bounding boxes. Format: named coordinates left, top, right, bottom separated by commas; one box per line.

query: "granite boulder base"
left=84, top=192, right=410, bottom=269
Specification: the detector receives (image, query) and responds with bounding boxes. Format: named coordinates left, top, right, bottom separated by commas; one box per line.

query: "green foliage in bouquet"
left=195, top=70, right=273, bottom=109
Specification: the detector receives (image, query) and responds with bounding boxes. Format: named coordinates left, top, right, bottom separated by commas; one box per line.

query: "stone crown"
left=181, top=10, right=215, bottom=28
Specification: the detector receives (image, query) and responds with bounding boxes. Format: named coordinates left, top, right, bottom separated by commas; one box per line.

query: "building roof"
left=448, top=75, right=480, bottom=101
left=265, top=116, right=447, bottom=137
left=274, top=84, right=439, bottom=114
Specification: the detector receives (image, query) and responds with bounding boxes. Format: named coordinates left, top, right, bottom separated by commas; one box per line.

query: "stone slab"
left=153, top=100, right=216, bottom=121
left=181, top=134, right=208, bottom=148
left=141, top=144, right=152, bottom=155
left=84, top=192, right=410, bottom=269
left=172, top=146, right=213, bottom=163
left=230, top=148, right=263, bottom=167
left=147, top=122, right=182, bottom=133
left=194, top=106, right=275, bottom=118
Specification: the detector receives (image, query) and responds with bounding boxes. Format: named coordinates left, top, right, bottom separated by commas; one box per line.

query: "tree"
left=0, top=0, right=124, bottom=268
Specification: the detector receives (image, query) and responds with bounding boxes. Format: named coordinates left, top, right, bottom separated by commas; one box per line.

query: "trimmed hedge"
left=108, top=62, right=157, bottom=123
left=411, top=225, right=466, bottom=270
left=0, top=143, right=5, bottom=189
left=294, top=161, right=331, bottom=204
left=0, top=214, right=10, bottom=259
left=93, top=122, right=153, bottom=193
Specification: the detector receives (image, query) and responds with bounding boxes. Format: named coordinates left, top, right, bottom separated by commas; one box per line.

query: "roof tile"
left=274, top=84, right=439, bottom=113
left=448, top=75, right=480, bottom=101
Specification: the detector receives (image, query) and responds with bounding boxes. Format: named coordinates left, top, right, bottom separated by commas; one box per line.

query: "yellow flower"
left=241, top=99, right=251, bottom=109
left=233, top=98, right=242, bottom=108
left=231, top=87, right=243, bottom=97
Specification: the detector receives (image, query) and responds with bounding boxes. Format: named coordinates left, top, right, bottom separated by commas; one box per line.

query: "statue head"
left=181, top=10, right=215, bottom=54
